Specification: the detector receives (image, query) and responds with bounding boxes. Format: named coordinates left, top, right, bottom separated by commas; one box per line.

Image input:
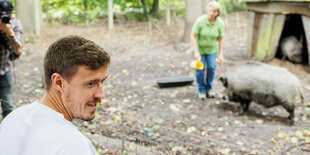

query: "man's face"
left=62, top=65, right=108, bottom=121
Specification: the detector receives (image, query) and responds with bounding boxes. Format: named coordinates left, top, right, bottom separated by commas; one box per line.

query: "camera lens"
left=1, top=16, right=9, bottom=23
left=0, top=11, right=10, bottom=24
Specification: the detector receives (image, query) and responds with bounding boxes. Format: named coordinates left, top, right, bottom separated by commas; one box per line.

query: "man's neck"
left=40, top=88, right=74, bottom=122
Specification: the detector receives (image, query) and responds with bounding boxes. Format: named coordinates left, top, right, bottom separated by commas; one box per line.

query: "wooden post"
left=33, top=0, right=41, bottom=35
left=108, top=0, right=113, bottom=31
left=121, top=112, right=125, bottom=152
left=84, top=0, right=89, bottom=27
left=302, top=16, right=310, bottom=68
left=247, top=11, right=255, bottom=58
left=250, top=12, right=263, bottom=59
left=166, top=0, right=171, bottom=27
left=15, top=0, right=41, bottom=35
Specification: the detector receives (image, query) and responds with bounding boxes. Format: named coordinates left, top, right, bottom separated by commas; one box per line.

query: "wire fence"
left=89, top=108, right=310, bottom=154
left=85, top=110, right=254, bottom=154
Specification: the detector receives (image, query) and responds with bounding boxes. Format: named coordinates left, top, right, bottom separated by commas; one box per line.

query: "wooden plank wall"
left=248, top=13, right=285, bottom=61
left=302, top=16, right=310, bottom=67
left=255, top=13, right=274, bottom=60
left=269, top=14, right=286, bottom=59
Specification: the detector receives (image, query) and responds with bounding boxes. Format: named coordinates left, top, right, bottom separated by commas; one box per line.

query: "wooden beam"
left=246, top=2, right=310, bottom=17
left=302, top=16, right=310, bottom=68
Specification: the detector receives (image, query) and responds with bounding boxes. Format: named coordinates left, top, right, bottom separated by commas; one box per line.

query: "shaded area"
left=276, top=14, right=309, bottom=65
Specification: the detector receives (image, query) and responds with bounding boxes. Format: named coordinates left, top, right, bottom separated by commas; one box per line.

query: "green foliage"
left=39, top=0, right=185, bottom=24
left=42, top=0, right=106, bottom=25
left=40, top=0, right=244, bottom=25
left=159, top=0, right=185, bottom=12
left=113, top=0, right=142, bottom=11
left=123, top=12, right=146, bottom=21
left=157, top=0, right=185, bottom=19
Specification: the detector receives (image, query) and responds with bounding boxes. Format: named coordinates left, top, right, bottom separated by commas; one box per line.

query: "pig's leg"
left=282, top=102, right=295, bottom=125
left=238, top=100, right=250, bottom=115
left=287, top=108, right=294, bottom=126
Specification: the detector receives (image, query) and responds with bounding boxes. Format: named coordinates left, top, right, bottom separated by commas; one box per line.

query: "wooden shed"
left=245, top=0, right=310, bottom=66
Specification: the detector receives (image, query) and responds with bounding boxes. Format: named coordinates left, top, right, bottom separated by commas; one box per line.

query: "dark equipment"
left=0, top=11, right=10, bottom=23
left=0, top=0, right=13, bottom=24
left=157, top=76, right=194, bottom=88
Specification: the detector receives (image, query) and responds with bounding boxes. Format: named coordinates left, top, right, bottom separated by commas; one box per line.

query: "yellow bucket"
left=190, top=60, right=204, bottom=70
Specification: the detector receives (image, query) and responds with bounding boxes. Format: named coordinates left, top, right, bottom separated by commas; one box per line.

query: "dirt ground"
left=11, top=12, right=310, bottom=154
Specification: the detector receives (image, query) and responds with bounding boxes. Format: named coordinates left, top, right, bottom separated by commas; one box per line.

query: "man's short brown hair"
left=44, top=35, right=110, bottom=90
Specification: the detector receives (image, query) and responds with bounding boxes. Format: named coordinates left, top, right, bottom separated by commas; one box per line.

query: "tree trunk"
left=16, top=0, right=42, bottom=35
left=150, top=0, right=159, bottom=16
left=183, top=0, right=202, bottom=42
left=201, top=0, right=210, bottom=14
left=84, top=0, right=89, bottom=27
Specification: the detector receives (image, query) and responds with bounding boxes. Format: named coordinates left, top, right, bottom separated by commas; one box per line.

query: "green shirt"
left=192, top=14, right=225, bottom=55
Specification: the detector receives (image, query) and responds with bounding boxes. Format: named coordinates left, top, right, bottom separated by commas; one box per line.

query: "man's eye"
left=88, top=82, right=95, bottom=86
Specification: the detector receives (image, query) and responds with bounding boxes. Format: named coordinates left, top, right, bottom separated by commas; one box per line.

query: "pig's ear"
left=219, top=77, right=228, bottom=87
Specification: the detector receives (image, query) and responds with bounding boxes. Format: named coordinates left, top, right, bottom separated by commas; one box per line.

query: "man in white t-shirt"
left=0, top=35, right=110, bottom=155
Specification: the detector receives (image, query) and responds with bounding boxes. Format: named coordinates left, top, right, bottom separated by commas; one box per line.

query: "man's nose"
left=94, top=85, right=105, bottom=99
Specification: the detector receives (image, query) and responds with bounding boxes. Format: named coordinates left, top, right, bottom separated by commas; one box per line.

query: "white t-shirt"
left=0, top=101, right=97, bottom=155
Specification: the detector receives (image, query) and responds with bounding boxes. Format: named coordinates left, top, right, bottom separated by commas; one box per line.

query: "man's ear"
left=51, top=73, right=64, bottom=92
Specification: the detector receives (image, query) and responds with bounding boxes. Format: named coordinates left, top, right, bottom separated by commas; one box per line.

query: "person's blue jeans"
left=196, top=52, right=217, bottom=93
left=0, top=70, right=14, bottom=118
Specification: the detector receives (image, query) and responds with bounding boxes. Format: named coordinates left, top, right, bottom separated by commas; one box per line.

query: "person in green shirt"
left=191, top=1, right=225, bottom=100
